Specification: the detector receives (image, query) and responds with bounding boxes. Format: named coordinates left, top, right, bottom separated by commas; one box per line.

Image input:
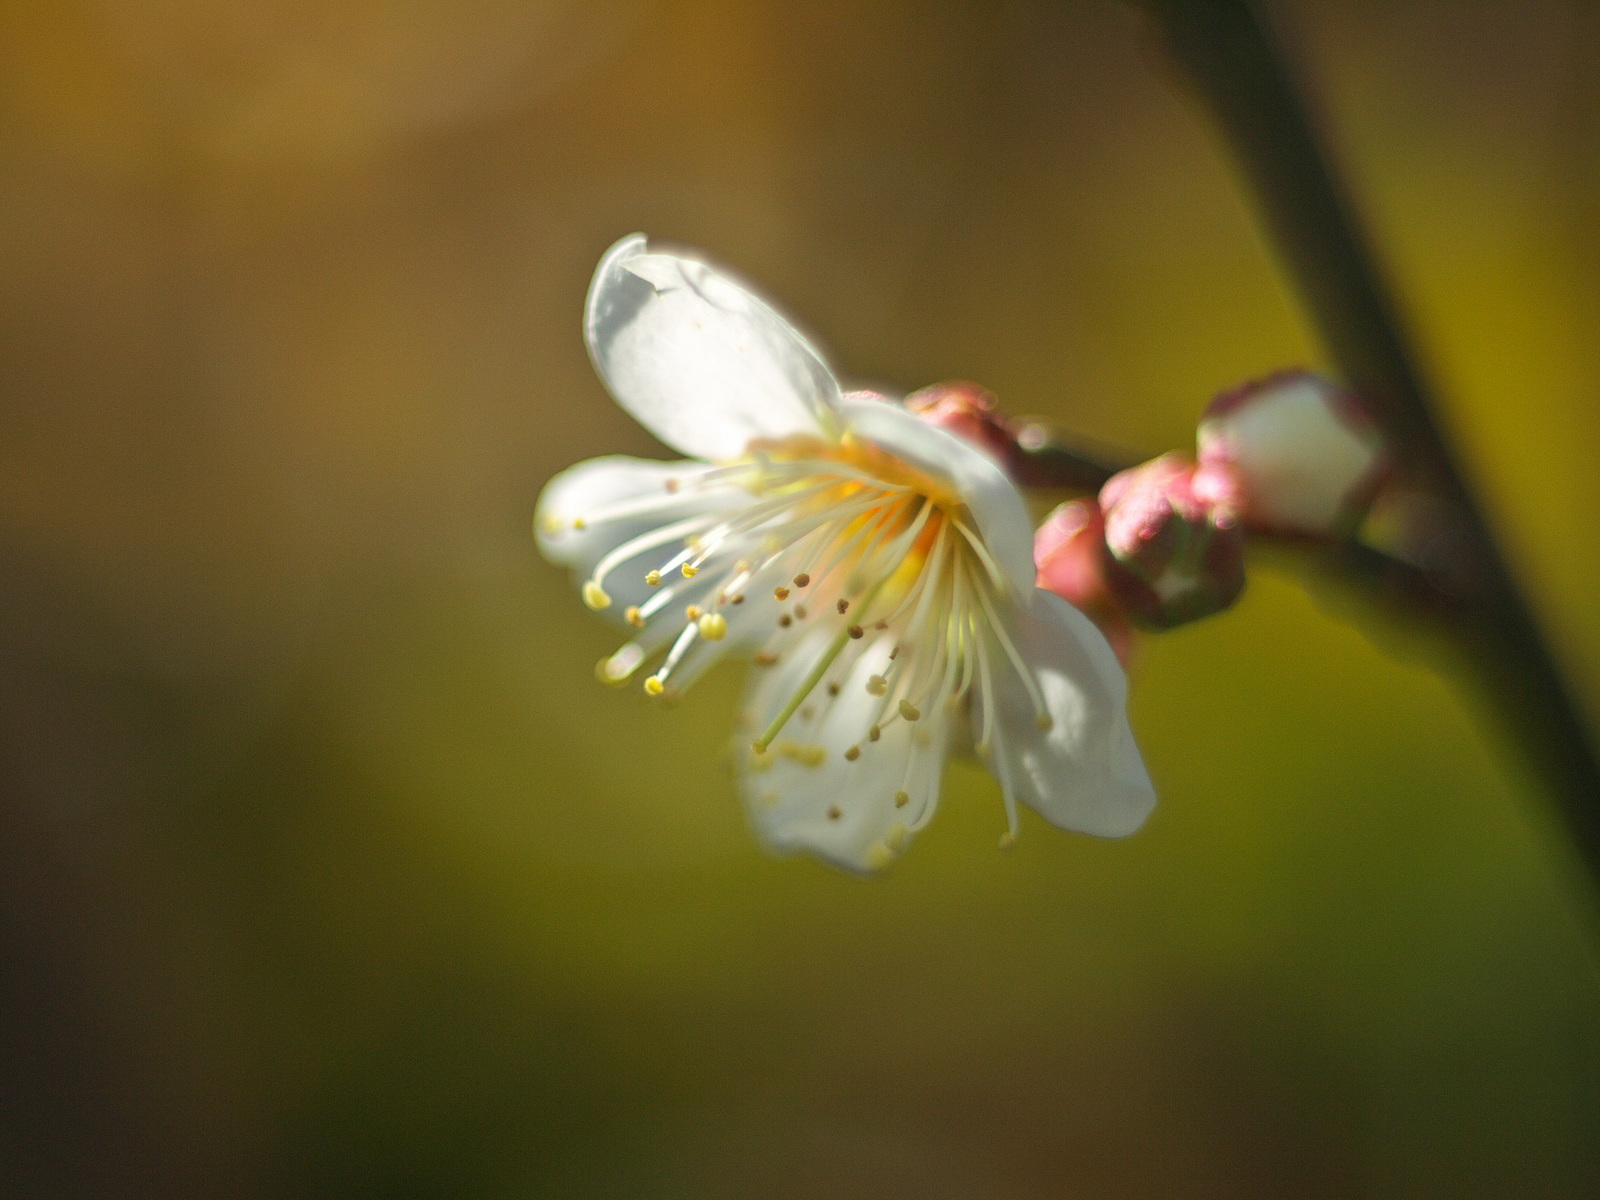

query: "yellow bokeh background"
left=2, top=2, right=1597, bottom=1195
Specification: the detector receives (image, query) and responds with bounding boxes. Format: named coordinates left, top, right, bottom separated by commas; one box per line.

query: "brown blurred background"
left=2, top=1, right=1598, bottom=1196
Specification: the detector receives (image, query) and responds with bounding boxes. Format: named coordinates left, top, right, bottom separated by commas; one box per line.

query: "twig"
left=1115, top=0, right=1600, bottom=882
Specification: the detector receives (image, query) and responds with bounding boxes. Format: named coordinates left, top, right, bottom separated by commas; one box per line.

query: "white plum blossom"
left=537, top=234, right=1155, bottom=871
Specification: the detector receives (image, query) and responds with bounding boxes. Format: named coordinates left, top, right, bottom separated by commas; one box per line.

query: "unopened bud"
left=1098, top=453, right=1245, bottom=630
left=904, top=381, right=1016, bottom=466
left=1033, top=499, right=1135, bottom=665
left=1197, top=369, right=1387, bottom=536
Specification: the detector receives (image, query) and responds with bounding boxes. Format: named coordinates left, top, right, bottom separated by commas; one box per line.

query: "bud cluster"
left=910, top=369, right=1389, bottom=659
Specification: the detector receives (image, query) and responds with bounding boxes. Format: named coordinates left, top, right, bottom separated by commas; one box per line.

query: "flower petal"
left=535, top=455, right=744, bottom=625
left=736, top=628, right=948, bottom=872
left=838, top=396, right=1035, bottom=600
left=585, top=234, right=839, bottom=461
left=983, top=589, right=1155, bottom=837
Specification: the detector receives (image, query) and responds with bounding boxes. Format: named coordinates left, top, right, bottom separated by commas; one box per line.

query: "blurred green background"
left=2, top=1, right=1598, bottom=1196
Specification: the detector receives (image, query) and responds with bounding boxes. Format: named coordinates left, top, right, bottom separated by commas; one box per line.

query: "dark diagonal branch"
left=1112, top=0, right=1600, bottom=881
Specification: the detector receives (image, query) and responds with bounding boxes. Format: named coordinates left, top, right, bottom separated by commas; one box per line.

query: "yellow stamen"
left=898, top=699, right=921, bottom=722
left=844, top=745, right=861, bottom=761
left=644, top=675, right=665, bottom=696
left=624, top=606, right=644, bottom=628
left=893, top=789, right=909, bottom=808
left=698, top=612, right=728, bottom=641
left=773, top=739, right=827, bottom=767
left=645, top=570, right=662, bottom=587
left=582, top=580, right=611, bottom=610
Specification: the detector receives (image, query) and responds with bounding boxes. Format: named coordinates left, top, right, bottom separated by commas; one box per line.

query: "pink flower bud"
left=1097, top=453, right=1245, bottom=630
left=1197, top=369, right=1387, bottom=536
left=905, top=381, right=1016, bottom=466
left=1034, top=499, right=1136, bottom=665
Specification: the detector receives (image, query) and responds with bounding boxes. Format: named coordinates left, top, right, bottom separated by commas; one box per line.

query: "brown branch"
left=1118, top=0, right=1600, bottom=882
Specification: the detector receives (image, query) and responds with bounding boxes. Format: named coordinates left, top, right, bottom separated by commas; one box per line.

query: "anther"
left=974, top=741, right=991, bottom=757
left=582, top=581, right=611, bottom=610
left=869, top=725, right=881, bottom=742
left=866, top=675, right=888, bottom=697
left=572, top=517, right=587, bottom=531
left=681, top=564, right=698, bottom=578
left=644, top=675, right=665, bottom=696
left=664, top=478, right=680, bottom=493
left=645, top=570, right=662, bottom=587
left=624, top=606, right=645, bottom=629
left=866, top=842, right=893, bottom=871
left=754, top=651, right=779, bottom=666
left=827, top=682, right=840, bottom=696
left=898, top=699, right=921, bottom=722
left=731, top=594, right=745, bottom=605
left=836, top=599, right=850, bottom=614
left=848, top=625, right=863, bottom=640
left=540, top=514, right=562, bottom=535
left=1034, top=713, right=1054, bottom=732
left=885, top=822, right=908, bottom=852
left=793, top=573, right=810, bottom=588
left=698, top=612, right=728, bottom=641
left=778, top=614, right=791, bottom=627
left=794, top=604, right=807, bottom=619
left=998, top=831, right=1017, bottom=851
left=685, top=605, right=703, bottom=621
left=894, top=789, right=909, bottom=808
left=774, top=587, right=790, bottom=601
left=826, top=805, right=842, bottom=821
left=874, top=621, right=888, bottom=630
left=776, top=740, right=826, bottom=767
left=844, top=745, right=861, bottom=761
left=889, top=646, right=900, bottom=660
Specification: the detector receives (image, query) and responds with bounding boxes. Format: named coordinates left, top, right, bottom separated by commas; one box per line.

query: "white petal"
left=535, top=455, right=744, bottom=626
left=983, top=589, right=1155, bottom=837
left=736, top=629, right=948, bottom=872
left=838, top=397, right=1035, bottom=600
left=1197, top=373, right=1383, bottom=533
left=585, top=234, right=839, bottom=461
